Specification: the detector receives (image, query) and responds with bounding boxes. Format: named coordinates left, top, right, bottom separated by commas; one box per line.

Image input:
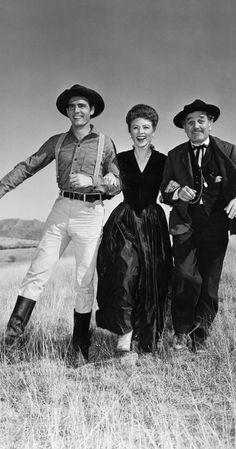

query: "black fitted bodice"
left=117, top=148, right=166, bottom=212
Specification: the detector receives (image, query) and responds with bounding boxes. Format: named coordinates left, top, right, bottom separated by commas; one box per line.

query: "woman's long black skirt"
left=96, top=202, right=172, bottom=352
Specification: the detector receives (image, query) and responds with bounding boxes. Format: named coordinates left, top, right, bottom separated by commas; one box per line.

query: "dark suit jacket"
left=161, top=136, right=236, bottom=235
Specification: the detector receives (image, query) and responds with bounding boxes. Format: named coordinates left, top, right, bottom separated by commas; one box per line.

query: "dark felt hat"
left=56, top=84, right=105, bottom=118
left=173, top=99, right=220, bottom=128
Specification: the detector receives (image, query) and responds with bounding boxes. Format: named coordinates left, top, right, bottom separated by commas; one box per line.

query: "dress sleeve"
left=160, top=152, right=181, bottom=205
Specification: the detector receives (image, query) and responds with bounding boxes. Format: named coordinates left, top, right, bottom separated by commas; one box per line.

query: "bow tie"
left=192, top=144, right=209, bottom=151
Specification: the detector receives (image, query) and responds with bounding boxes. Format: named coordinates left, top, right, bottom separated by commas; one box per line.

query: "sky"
left=0, top=0, right=236, bottom=220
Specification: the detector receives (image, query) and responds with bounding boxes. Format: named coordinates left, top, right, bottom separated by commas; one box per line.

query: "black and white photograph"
left=0, top=1, right=236, bottom=447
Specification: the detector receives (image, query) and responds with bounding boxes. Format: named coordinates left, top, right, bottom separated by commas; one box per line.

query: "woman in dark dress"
left=96, top=104, right=172, bottom=353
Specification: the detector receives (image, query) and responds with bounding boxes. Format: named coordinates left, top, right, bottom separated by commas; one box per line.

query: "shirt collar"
left=190, top=137, right=210, bottom=148
left=68, top=124, right=99, bottom=142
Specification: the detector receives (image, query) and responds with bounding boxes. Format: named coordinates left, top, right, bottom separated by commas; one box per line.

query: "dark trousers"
left=171, top=207, right=228, bottom=340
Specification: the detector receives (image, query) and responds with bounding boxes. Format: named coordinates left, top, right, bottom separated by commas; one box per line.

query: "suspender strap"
left=93, top=133, right=105, bottom=185
left=55, top=133, right=68, bottom=180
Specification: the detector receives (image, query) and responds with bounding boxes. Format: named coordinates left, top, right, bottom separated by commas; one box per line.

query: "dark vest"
left=189, top=143, right=225, bottom=215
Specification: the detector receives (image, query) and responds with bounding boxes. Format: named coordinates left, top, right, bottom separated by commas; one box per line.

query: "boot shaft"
left=5, top=295, right=36, bottom=343
left=11, top=296, right=36, bottom=326
left=72, top=310, right=92, bottom=360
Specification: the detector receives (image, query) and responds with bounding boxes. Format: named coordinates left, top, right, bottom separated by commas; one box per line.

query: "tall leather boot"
left=5, top=295, right=36, bottom=345
left=72, top=310, right=92, bottom=361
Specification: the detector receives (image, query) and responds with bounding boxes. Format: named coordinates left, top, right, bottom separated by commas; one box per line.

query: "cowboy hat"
left=56, top=84, right=105, bottom=118
left=173, top=99, right=220, bottom=128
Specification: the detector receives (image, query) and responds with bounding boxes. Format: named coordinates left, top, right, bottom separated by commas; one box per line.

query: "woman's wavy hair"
left=126, top=104, right=159, bottom=132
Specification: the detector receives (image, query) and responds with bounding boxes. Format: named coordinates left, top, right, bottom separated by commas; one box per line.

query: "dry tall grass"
left=0, top=241, right=236, bottom=448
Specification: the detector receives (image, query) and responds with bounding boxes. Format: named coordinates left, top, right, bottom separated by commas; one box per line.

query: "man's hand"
left=70, top=173, right=93, bottom=188
left=225, top=198, right=236, bottom=219
left=178, top=186, right=196, bottom=202
left=102, top=173, right=118, bottom=187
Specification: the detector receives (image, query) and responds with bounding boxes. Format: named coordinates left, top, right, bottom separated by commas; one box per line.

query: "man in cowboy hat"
left=1, top=83, right=121, bottom=361
left=161, top=99, right=236, bottom=352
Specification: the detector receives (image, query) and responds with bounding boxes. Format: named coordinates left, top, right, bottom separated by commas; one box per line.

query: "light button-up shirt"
left=0, top=126, right=121, bottom=198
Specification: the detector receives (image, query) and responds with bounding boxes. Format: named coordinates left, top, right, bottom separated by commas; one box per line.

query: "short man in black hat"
left=161, top=99, right=236, bottom=352
left=1, top=84, right=120, bottom=360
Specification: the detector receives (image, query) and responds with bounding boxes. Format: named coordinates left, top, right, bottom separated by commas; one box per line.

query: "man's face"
left=183, top=110, right=213, bottom=144
left=66, top=96, right=95, bottom=127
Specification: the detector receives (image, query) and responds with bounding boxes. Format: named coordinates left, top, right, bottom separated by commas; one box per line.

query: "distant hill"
left=0, top=237, right=39, bottom=249
left=0, top=219, right=44, bottom=241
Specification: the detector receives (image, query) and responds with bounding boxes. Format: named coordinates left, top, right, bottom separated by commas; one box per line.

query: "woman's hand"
left=102, top=173, right=118, bottom=187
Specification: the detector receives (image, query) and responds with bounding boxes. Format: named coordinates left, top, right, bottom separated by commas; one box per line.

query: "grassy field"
left=0, top=240, right=236, bottom=448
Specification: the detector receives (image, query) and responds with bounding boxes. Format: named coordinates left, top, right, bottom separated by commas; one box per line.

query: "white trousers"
left=18, top=196, right=105, bottom=313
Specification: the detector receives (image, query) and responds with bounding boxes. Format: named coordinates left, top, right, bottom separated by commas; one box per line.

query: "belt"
left=60, top=190, right=102, bottom=202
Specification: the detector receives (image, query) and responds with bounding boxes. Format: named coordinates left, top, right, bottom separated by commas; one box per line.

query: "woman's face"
left=130, top=118, right=155, bottom=150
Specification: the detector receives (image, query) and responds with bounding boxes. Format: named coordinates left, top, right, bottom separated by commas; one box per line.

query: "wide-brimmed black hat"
left=56, top=84, right=105, bottom=118
left=173, top=99, right=220, bottom=128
